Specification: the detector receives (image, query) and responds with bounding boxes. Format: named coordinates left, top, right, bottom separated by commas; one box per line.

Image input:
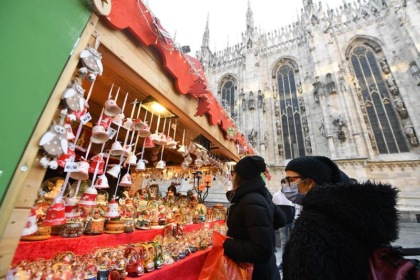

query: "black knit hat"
left=285, top=156, right=342, bottom=185
left=235, top=156, right=266, bottom=180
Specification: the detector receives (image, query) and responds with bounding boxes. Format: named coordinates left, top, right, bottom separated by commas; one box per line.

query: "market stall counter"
left=12, top=220, right=224, bottom=264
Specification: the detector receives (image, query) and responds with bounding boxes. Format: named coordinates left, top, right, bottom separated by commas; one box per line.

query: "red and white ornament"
left=43, top=202, right=66, bottom=226
left=103, top=198, right=120, bottom=218
left=21, top=207, right=38, bottom=236
left=78, top=187, right=98, bottom=207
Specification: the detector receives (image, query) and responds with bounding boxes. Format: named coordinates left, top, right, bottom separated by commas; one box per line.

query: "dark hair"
left=281, top=178, right=286, bottom=184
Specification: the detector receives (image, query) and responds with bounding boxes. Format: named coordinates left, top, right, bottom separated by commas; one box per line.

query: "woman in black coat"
left=224, top=156, right=286, bottom=280
left=281, top=156, right=399, bottom=280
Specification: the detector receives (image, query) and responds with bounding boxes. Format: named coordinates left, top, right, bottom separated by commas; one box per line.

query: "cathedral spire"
left=202, top=13, right=210, bottom=49
left=303, top=0, right=313, bottom=8
left=246, top=0, right=254, bottom=31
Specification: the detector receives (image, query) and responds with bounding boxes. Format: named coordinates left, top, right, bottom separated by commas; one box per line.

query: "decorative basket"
left=85, top=218, right=105, bottom=235
left=59, top=222, right=84, bottom=238
left=104, top=219, right=124, bottom=234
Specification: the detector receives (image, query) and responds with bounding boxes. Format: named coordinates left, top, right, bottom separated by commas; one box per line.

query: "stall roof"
left=94, top=0, right=254, bottom=160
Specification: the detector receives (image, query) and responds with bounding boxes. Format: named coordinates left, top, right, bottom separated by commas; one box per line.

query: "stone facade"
left=197, top=0, right=420, bottom=222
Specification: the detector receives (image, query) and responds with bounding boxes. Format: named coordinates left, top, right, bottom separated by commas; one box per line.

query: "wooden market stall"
left=0, top=0, right=254, bottom=278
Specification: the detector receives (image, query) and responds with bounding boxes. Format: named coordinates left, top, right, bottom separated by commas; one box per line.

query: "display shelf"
left=12, top=220, right=223, bottom=265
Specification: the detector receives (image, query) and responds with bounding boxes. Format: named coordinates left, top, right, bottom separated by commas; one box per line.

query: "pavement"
left=275, top=222, right=420, bottom=269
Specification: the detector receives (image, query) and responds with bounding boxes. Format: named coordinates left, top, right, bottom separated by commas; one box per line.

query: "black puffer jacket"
left=283, top=181, right=399, bottom=280
left=224, top=176, right=286, bottom=280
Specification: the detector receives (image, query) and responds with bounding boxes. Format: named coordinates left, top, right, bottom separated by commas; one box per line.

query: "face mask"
left=283, top=182, right=305, bottom=205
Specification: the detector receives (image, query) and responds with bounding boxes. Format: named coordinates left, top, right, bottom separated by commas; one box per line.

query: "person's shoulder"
left=241, top=191, right=269, bottom=206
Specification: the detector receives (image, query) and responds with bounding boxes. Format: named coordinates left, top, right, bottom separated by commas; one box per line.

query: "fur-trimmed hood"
left=282, top=180, right=400, bottom=280
left=302, top=180, right=399, bottom=248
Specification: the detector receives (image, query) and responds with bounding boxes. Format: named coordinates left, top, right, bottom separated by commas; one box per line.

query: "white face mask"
left=282, top=179, right=308, bottom=205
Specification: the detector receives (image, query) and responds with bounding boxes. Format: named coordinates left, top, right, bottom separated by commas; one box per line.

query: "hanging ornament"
left=80, top=44, right=103, bottom=76
left=62, top=80, right=86, bottom=112
left=39, top=109, right=69, bottom=157
left=104, top=83, right=122, bottom=117
left=226, top=127, right=238, bottom=140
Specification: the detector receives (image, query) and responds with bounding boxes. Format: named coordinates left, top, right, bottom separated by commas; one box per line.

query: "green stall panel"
left=0, top=1, right=91, bottom=203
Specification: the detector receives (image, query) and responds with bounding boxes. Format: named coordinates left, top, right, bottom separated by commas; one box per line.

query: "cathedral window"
left=220, top=78, right=236, bottom=117
left=350, top=45, right=409, bottom=153
left=277, top=64, right=306, bottom=159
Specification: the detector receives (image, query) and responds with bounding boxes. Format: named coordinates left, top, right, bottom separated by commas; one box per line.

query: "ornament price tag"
left=107, top=127, right=117, bottom=139
left=64, top=162, right=80, bottom=172
left=80, top=112, right=92, bottom=125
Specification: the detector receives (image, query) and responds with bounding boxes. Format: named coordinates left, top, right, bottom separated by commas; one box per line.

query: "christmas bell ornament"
left=57, top=148, right=76, bottom=168
left=107, top=164, right=121, bottom=178
left=150, top=133, right=159, bottom=143
left=64, top=197, right=81, bottom=218
left=21, top=207, right=38, bottom=236
left=43, top=202, right=66, bottom=226
left=94, top=174, right=110, bottom=189
left=103, top=198, right=120, bottom=218
left=123, top=118, right=134, bottom=130
left=123, top=144, right=133, bottom=157
left=126, top=153, right=137, bottom=166
left=78, top=186, right=98, bottom=207
left=132, top=119, right=145, bottom=131
left=99, top=116, right=113, bottom=131
left=166, top=136, right=178, bottom=149
left=138, top=123, right=151, bottom=137
left=90, top=125, right=110, bottom=144
left=136, top=159, right=148, bottom=171
left=69, top=161, right=90, bottom=181
left=109, top=141, right=125, bottom=156
left=112, top=113, right=125, bottom=127
left=119, top=173, right=132, bottom=187
left=155, top=133, right=167, bottom=146
left=104, top=99, right=122, bottom=117
left=143, top=137, right=155, bottom=148
left=89, top=154, right=105, bottom=175
left=156, top=160, right=166, bottom=170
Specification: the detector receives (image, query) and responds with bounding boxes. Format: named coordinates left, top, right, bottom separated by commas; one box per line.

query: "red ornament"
left=195, top=97, right=211, bottom=117
left=189, top=79, right=209, bottom=99
left=207, top=99, right=222, bottom=126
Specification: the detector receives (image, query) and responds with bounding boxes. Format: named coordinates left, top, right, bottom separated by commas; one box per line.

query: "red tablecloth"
left=12, top=220, right=223, bottom=264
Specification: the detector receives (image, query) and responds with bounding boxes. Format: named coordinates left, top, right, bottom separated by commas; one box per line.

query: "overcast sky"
left=146, top=0, right=344, bottom=56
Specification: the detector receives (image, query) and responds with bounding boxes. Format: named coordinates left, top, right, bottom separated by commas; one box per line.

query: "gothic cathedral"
left=197, top=0, right=420, bottom=221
